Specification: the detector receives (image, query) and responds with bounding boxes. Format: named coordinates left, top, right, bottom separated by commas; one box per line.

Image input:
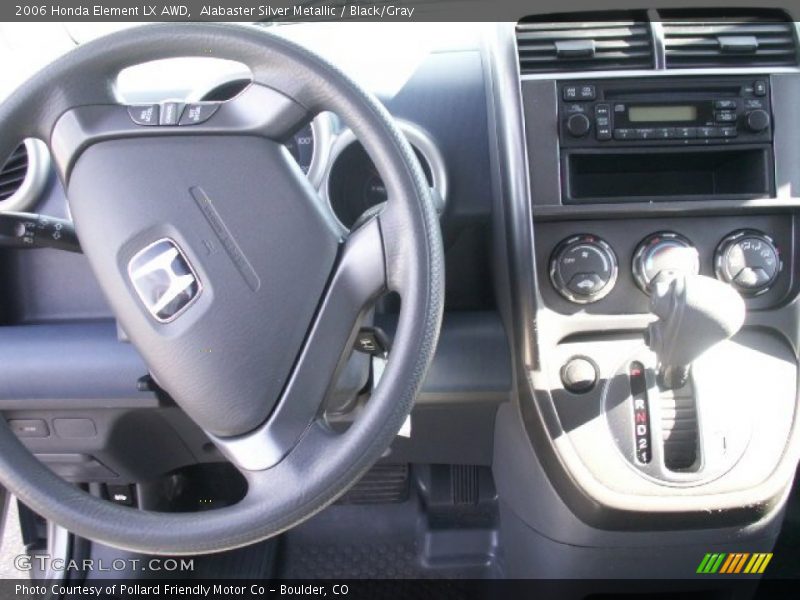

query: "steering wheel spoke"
left=50, top=83, right=311, bottom=182
left=209, top=217, right=387, bottom=471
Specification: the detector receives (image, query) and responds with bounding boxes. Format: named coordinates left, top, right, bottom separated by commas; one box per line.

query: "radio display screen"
left=628, top=105, right=698, bottom=123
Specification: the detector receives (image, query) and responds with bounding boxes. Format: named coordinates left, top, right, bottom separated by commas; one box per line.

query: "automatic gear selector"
left=646, top=274, right=745, bottom=389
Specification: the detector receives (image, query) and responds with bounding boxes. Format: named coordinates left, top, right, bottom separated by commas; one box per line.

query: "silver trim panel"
left=320, top=120, right=448, bottom=231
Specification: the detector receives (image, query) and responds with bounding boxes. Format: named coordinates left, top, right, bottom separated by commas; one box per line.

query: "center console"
left=488, top=18, right=800, bottom=581
left=526, top=72, right=800, bottom=504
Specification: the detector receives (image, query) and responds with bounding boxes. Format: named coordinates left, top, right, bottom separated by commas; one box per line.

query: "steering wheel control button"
left=550, top=235, right=618, bottom=304
left=179, top=103, right=220, bottom=126
left=561, top=357, right=598, bottom=394
left=715, top=230, right=781, bottom=296
left=8, top=419, right=49, bottom=438
left=632, top=232, right=699, bottom=294
left=128, top=238, right=202, bottom=323
left=159, top=101, right=185, bottom=126
left=128, top=104, right=159, bottom=126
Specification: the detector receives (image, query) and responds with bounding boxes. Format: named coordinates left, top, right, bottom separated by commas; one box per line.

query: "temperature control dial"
left=715, top=230, right=781, bottom=296
left=550, top=235, right=618, bottom=304
left=632, top=232, right=699, bottom=294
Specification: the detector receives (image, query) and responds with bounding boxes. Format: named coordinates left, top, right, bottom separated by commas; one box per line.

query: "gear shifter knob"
left=646, top=274, right=745, bottom=389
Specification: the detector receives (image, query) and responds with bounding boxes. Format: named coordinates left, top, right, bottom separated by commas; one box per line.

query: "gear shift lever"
left=646, top=274, right=745, bottom=389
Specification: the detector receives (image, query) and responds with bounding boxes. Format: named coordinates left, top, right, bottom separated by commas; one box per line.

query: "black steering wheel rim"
left=0, top=23, right=443, bottom=555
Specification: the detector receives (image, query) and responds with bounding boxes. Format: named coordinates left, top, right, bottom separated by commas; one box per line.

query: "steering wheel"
left=0, top=23, right=443, bottom=554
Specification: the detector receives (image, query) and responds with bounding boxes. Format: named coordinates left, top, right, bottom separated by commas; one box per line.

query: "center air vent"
left=516, top=13, right=654, bottom=74
left=662, top=10, right=799, bottom=69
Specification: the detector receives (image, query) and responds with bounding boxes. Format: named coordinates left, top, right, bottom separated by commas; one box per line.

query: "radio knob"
left=746, top=109, right=770, bottom=132
left=566, top=113, right=591, bottom=137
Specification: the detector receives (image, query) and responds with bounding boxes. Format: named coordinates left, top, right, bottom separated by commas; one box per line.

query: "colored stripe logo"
left=697, top=553, right=773, bottom=574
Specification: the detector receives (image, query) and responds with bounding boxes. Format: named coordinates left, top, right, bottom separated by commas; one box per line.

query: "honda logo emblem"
left=128, top=238, right=201, bottom=323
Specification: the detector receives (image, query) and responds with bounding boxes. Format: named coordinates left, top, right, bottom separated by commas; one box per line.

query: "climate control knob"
left=550, top=235, right=618, bottom=304
left=715, top=230, right=781, bottom=296
left=632, top=232, right=699, bottom=294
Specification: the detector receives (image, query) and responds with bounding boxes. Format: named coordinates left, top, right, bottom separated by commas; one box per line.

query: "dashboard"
left=2, top=11, right=800, bottom=582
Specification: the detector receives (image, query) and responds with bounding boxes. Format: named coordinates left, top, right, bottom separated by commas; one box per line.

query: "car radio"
left=558, top=77, right=772, bottom=148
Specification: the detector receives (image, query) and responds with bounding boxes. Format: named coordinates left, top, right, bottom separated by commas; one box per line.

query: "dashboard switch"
left=561, top=357, right=598, bottom=394
left=53, top=418, right=96, bottom=439
left=106, top=484, right=136, bottom=507
left=8, top=419, right=49, bottom=438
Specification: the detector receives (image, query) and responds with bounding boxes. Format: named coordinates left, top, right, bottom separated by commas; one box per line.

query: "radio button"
left=720, top=127, right=738, bottom=138
left=596, top=127, right=612, bottom=141
left=715, top=100, right=737, bottom=110
left=715, top=111, right=737, bottom=123
left=744, top=98, right=765, bottom=110
left=595, top=104, right=610, bottom=117
left=613, top=129, right=634, bottom=140
left=563, top=85, right=579, bottom=101
left=656, top=127, right=676, bottom=139
left=675, top=127, right=697, bottom=139
left=634, top=128, right=657, bottom=140
left=698, top=127, right=722, bottom=138
left=754, top=80, right=767, bottom=97
left=578, top=84, right=596, bottom=100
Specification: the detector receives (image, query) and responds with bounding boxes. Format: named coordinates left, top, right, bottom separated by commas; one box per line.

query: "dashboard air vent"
left=0, top=144, right=28, bottom=202
left=662, top=10, right=799, bottom=69
left=516, top=13, right=654, bottom=74
left=0, top=140, right=51, bottom=213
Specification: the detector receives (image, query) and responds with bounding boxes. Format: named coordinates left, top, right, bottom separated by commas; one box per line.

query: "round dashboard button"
left=715, top=229, right=781, bottom=296
left=561, top=356, right=598, bottom=394
left=550, top=235, right=618, bottom=304
left=632, top=232, right=699, bottom=294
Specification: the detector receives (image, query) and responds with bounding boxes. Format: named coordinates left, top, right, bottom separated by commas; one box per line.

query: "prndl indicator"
left=630, top=362, right=652, bottom=464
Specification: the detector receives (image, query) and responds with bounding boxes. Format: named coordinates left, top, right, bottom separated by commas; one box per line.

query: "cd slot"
left=563, top=146, right=773, bottom=204
left=604, top=85, right=743, bottom=100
